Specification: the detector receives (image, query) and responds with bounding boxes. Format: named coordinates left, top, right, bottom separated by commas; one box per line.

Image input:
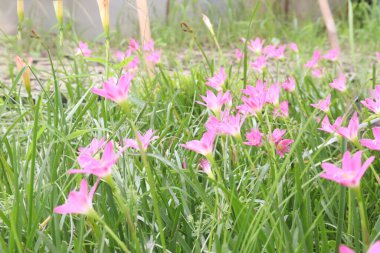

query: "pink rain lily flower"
left=337, top=112, right=359, bottom=142
left=361, top=127, right=380, bottom=151
left=274, top=101, right=289, bottom=118
left=124, top=129, right=158, bottom=151
left=92, top=71, right=134, bottom=105
left=235, top=49, right=244, bottom=61
left=289, top=42, right=299, bottom=53
left=197, top=90, right=232, bottom=115
left=129, top=38, right=140, bottom=52
left=269, top=129, right=293, bottom=157
left=199, top=159, right=214, bottom=178
left=264, top=44, right=286, bottom=59
left=266, top=83, right=281, bottom=106
left=323, top=48, right=339, bottom=61
left=146, top=50, right=161, bottom=65
left=126, top=56, right=140, bottom=72
left=181, top=130, right=216, bottom=157
left=69, top=141, right=118, bottom=178
left=329, top=74, right=347, bottom=92
left=340, top=241, right=380, bottom=253
left=282, top=76, right=296, bottom=92
left=361, top=85, right=380, bottom=114
left=143, top=40, right=155, bottom=52
left=244, top=129, right=263, bottom=147
left=218, top=110, right=246, bottom=137
left=305, top=50, right=321, bottom=69
left=78, top=138, right=105, bottom=157
left=75, top=41, right=92, bottom=57
left=248, top=37, right=265, bottom=54
left=321, top=151, right=374, bottom=188
left=250, top=56, right=267, bottom=73
left=311, top=94, right=331, bottom=113
left=311, top=68, right=324, bottom=78
left=376, top=52, right=380, bottom=62
left=54, top=179, right=99, bottom=215
left=206, top=68, right=227, bottom=91
left=238, top=81, right=267, bottom=116
left=269, top=129, right=286, bottom=145
left=318, top=116, right=343, bottom=134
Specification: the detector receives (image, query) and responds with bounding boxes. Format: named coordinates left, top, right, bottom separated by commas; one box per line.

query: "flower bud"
left=15, top=56, right=32, bottom=95
left=53, top=0, right=64, bottom=26
left=97, top=0, right=110, bottom=36
left=17, top=0, right=25, bottom=23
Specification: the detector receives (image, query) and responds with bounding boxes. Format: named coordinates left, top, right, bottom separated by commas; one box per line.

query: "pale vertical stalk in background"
left=53, top=0, right=64, bottom=47
left=97, top=0, right=110, bottom=79
left=318, top=0, right=340, bottom=51
left=136, top=0, right=153, bottom=76
left=17, top=0, right=25, bottom=41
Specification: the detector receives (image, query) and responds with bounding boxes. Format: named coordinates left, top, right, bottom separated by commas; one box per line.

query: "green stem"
left=90, top=210, right=130, bottom=253
left=353, top=186, right=370, bottom=250
left=105, top=35, right=110, bottom=79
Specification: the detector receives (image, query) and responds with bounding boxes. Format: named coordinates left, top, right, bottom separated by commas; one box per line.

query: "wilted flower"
left=206, top=68, right=227, bottom=91
left=360, top=127, right=380, bottom=151
left=54, top=179, right=99, bottom=215
left=321, top=151, right=374, bottom=188
left=199, top=159, right=214, bottom=179
left=15, top=55, right=32, bottom=95
left=311, top=94, right=331, bottom=113
left=329, top=74, right=347, bottom=92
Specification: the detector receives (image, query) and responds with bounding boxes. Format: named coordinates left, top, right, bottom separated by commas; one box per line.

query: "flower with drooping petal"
left=274, top=101, right=289, bottom=118
left=235, top=49, right=244, bottom=61
left=250, top=56, right=267, bottom=73
left=282, top=76, right=296, bottom=92
left=206, top=68, right=227, bottom=91
left=129, top=38, right=140, bottom=52
left=181, top=130, right=216, bottom=157
left=75, top=41, right=92, bottom=57
left=311, top=94, right=331, bottom=113
left=361, top=85, right=380, bottom=114
left=244, top=129, right=263, bottom=147
left=289, top=43, right=298, bottom=53
left=323, top=48, right=339, bottom=61
left=276, top=139, right=294, bottom=157
left=305, top=50, right=321, bottom=69
left=199, top=159, right=213, bottom=178
left=146, top=50, right=161, bottom=65
left=197, top=90, right=232, bottom=115
left=321, top=150, right=374, bottom=188
left=15, top=55, right=32, bottom=94
left=54, top=179, right=99, bottom=215
left=92, top=71, right=134, bottom=105
left=339, top=241, right=380, bottom=253
left=248, top=38, right=265, bottom=54
left=266, top=83, right=281, bottom=106
left=361, top=127, right=380, bottom=151
left=329, top=74, right=347, bottom=92
left=318, top=116, right=343, bottom=134
left=269, top=129, right=286, bottom=145
left=337, top=112, right=359, bottom=142
left=124, top=129, right=158, bottom=151
left=69, top=141, right=118, bottom=178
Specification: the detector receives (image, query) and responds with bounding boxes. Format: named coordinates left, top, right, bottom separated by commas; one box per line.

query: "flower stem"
left=353, top=186, right=370, bottom=249
left=90, top=210, right=130, bottom=253
left=105, top=35, right=110, bottom=79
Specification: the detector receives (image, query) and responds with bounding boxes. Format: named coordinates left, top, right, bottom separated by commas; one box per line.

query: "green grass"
left=1, top=1, right=380, bottom=252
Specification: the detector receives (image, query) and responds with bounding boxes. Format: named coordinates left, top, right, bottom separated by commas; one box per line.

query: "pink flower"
left=360, top=127, right=380, bottom=151
left=265, top=44, right=286, bottom=59
left=218, top=110, right=246, bottom=137
left=75, top=41, right=92, bottom=57
left=250, top=56, right=267, bottom=73
left=238, top=81, right=267, bottom=116
left=321, top=151, right=374, bottom=188
left=54, top=179, right=99, bottom=215
left=266, top=83, right=281, bottom=106
left=146, top=50, right=161, bottom=65
left=323, top=48, right=339, bottom=61
left=143, top=40, right=154, bottom=51
left=124, top=129, right=158, bottom=151
left=337, top=112, right=359, bottom=142
left=340, top=241, right=380, bottom=253
left=361, top=85, right=380, bottom=114
left=92, top=71, right=134, bottom=105
left=69, top=141, right=118, bottom=178
left=115, top=50, right=126, bottom=61
left=196, top=90, right=232, bottom=115
left=311, top=94, right=331, bottom=113
left=305, top=50, right=321, bottom=69
left=181, top=130, right=216, bottom=157
left=248, top=37, right=265, bottom=54
left=129, top=38, right=140, bottom=52
left=376, top=52, right=380, bottom=62
left=269, top=129, right=286, bottom=145
left=276, top=139, right=294, bottom=157
left=126, top=56, right=140, bottom=71
left=289, top=42, right=299, bottom=53
left=274, top=101, right=289, bottom=118
left=235, top=49, right=244, bottom=61
left=318, top=116, right=343, bottom=134
left=244, top=129, right=263, bottom=146
left=329, top=74, right=347, bottom=92
left=206, top=68, right=227, bottom=91
left=78, top=138, right=105, bottom=157
left=311, top=68, right=324, bottom=78
left=282, top=76, right=296, bottom=92
left=199, top=159, right=213, bottom=178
